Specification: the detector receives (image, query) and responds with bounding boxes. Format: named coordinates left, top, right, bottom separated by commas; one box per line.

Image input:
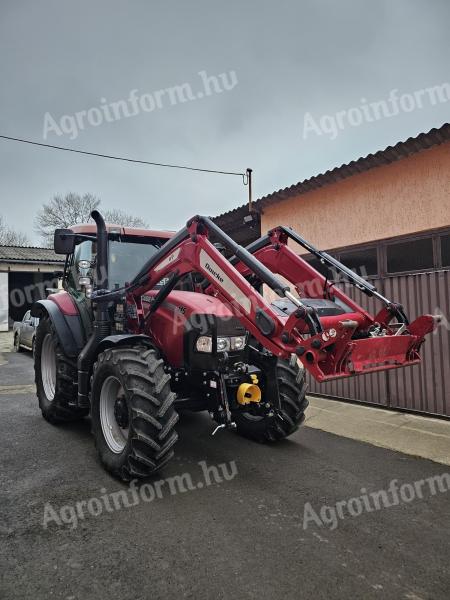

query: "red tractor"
left=32, top=211, right=437, bottom=481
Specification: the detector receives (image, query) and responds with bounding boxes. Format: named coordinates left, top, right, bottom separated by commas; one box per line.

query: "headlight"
left=195, top=336, right=213, bottom=353
left=216, top=337, right=231, bottom=352
left=230, top=335, right=246, bottom=351
left=195, top=335, right=247, bottom=353
left=78, top=276, right=91, bottom=287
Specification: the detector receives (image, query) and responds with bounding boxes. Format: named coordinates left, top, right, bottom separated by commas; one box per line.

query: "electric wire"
left=0, top=135, right=249, bottom=183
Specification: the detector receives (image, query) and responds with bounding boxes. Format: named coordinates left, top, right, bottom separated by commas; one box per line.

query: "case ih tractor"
left=32, top=211, right=437, bottom=481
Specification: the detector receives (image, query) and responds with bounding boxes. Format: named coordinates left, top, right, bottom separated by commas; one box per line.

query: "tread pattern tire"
left=234, top=356, right=308, bottom=442
left=90, top=346, right=179, bottom=481
left=35, top=316, right=89, bottom=424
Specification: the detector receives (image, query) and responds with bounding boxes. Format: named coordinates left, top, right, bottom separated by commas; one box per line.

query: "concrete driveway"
left=0, top=330, right=14, bottom=364
left=0, top=352, right=449, bottom=600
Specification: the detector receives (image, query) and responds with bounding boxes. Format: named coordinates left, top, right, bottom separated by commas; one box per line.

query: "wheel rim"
left=99, top=376, right=129, bottom=454
left=41, top=333, right=56, bottom=400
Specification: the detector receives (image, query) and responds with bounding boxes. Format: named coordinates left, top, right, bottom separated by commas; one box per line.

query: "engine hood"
left=142, top=290, right=235, bottom=319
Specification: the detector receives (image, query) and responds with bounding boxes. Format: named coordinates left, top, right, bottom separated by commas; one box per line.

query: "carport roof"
left=0, top=245, right=64, bottom=264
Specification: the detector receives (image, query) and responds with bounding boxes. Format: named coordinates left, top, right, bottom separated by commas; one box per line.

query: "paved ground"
left=1, top=352, right=449, bottom=600
left=307, top=395, right=450, bottom=466
left=0, top=330, right=14, bottom=364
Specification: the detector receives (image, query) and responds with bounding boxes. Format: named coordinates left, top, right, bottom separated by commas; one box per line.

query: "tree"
left=103, top=208, right=148, bottom=228
left=35, top=193, right=100, bottom=246
left=35, top=193, right=149, bottom=246
left=0, top=215, right=29, bottom=246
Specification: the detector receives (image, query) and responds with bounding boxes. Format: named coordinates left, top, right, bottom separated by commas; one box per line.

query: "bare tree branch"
left=102, top=209, right=149, bottom=228
left=34, top=193, right=100, bottom=246
left=35, top=193, right=150, bottom=246
left=0, top=215, right=30, bottom=246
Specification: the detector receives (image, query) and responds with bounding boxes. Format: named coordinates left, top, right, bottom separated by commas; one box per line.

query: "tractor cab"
left=55, top=223, right=174, bottom=294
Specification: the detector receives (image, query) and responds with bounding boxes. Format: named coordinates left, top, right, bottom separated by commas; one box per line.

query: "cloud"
left=0, top=0, right=448, bottom=240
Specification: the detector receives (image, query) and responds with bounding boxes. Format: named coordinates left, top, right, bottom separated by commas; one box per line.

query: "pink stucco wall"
left=261, top=143, right=450, bottom=253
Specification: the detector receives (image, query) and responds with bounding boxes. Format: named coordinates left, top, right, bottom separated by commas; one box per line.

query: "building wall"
left=261, top=143, right=450, bottom=252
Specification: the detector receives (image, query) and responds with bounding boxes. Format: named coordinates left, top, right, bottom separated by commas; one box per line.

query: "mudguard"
left=31, top=299, right=84, bottom=358
left=96, top=334, right=154, bottom=354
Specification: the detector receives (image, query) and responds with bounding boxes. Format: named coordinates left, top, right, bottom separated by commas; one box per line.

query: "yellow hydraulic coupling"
left=237, top=382, right=262, bottom=405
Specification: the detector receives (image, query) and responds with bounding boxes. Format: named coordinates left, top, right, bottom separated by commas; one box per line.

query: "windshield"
left=108, top=239, right=162, bottom=288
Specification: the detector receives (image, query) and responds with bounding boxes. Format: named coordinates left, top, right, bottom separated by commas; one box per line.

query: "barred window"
left=339, top=248, right=378, bottom=276
left=441, top=234, right=450, bottom=267
left=386, top=238, right=433, bottom=273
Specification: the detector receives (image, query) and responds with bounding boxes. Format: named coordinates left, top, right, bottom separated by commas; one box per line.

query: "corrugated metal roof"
left=0, top=245, right=64, bottom=264
left=214, top=123, right=450, bottom=220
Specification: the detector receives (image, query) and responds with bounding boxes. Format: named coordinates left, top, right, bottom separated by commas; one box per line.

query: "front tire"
left=234, top=356, right=308, bottom=442
left=90, top=346, right=179, bottom=481
left=34, top=316, right=88, bottom=424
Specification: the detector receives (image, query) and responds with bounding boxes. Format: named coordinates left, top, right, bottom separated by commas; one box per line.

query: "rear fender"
left=31, top=299, right=84, bottom=358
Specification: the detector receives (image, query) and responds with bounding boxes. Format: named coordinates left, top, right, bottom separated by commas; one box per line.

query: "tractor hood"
left=142, top=290, right=243, bottom=367
left=142, top=290, right=236, bottom=320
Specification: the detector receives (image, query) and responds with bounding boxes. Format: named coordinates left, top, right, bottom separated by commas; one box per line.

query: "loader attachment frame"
left=98, top=216, right=437, bottom=383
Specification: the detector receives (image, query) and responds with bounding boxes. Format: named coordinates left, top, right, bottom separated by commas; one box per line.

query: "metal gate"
left=307, top=269, right=450, bottom=417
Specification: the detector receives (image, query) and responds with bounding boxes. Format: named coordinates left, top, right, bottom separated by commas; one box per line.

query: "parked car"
left=13, top=310, right=39, bottom=354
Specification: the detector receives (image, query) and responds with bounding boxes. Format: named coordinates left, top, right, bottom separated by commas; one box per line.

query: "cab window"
left=108, top=238, right=162, bottom=289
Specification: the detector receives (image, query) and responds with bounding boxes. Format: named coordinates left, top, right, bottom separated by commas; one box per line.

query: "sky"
left=0, top=0, right=449, bottom=245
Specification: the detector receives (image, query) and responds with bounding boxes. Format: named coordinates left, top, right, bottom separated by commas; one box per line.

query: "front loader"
left=32, top=211, right=438, bottom=481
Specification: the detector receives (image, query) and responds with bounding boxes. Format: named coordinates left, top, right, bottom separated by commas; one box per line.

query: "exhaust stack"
left=77, top=210, right=110, bottom=408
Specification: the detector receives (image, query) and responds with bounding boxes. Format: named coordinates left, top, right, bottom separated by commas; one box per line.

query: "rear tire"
left=90, top=346, right=179, bottom=481
left=34, top=316, right=88, bottom=424
left=234, top=356, right=308, bottom=442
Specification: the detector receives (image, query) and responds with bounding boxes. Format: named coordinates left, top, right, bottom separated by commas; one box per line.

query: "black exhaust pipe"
left=91, top=209, right=109, bottom=291
left=77, top=210, right=110, bottom=408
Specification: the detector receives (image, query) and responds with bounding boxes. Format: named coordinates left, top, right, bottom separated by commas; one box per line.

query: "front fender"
left=31, top=299, right=84, bottom=357
left=96, top=334, right=154, bottom=354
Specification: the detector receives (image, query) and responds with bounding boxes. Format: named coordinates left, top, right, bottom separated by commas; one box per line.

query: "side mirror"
left=54, top=229, right=75, bottom=255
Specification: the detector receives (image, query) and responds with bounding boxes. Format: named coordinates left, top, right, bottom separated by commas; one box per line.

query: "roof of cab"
left=70, top=223, right=175, bottom=239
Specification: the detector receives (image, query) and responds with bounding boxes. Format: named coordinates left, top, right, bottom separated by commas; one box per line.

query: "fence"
left=307, top=269, right=450, bottom=417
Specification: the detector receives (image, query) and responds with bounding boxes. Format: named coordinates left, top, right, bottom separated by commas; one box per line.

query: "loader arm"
left=126, top=216, right=318, bottom=360
left=122, top=216, right=437, bottom=383
left=230, top=226, right=407, bottom=327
